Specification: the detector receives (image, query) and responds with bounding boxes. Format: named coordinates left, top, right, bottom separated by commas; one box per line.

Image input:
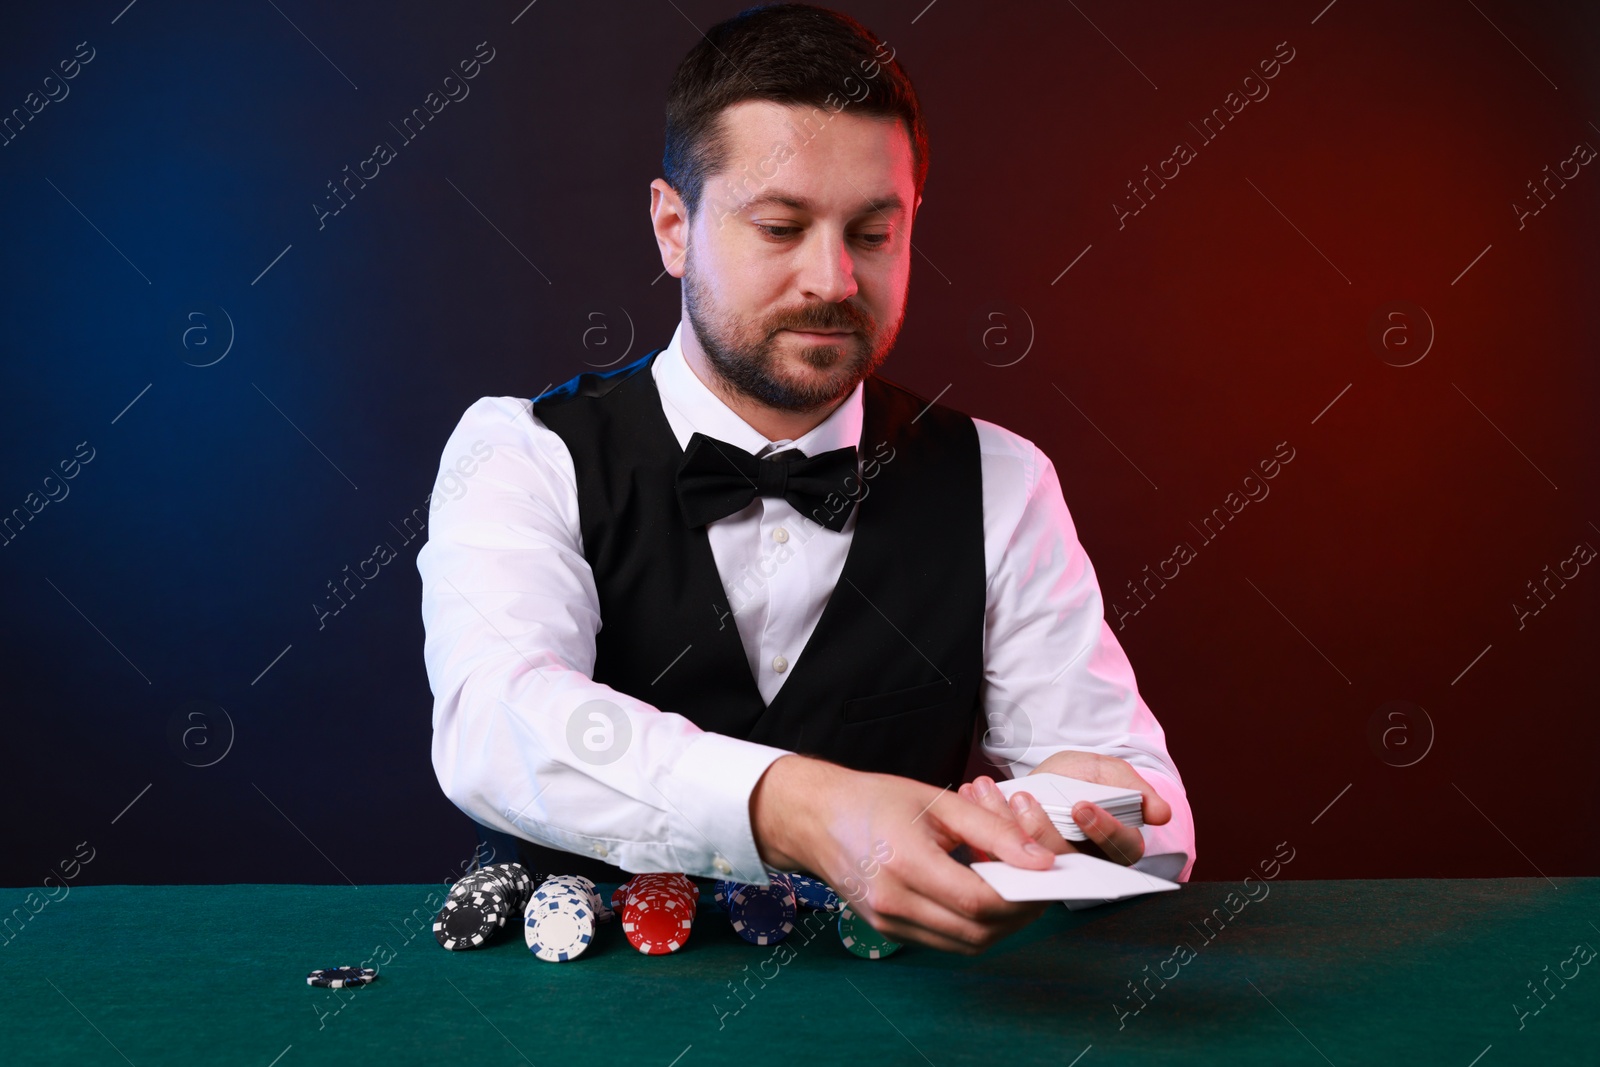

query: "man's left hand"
left=957, top=750, right=1171, bottom=867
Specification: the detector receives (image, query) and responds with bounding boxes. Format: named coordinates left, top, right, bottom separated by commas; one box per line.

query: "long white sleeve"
left=417, top=396, right=790, bottom=882
left=972, top=419, right=1197, bottom=883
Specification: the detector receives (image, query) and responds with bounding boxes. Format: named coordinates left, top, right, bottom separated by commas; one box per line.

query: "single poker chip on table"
left=728, top=873, right=796, bottom=946
left=306, top=967, right=377, bottom=989
left=837, top=904, right=902, bottom=960
left=434, top=896, right=504, bottom=950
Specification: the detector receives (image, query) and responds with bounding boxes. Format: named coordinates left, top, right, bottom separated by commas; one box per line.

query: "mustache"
left=772, top=309, right=870, bottom=334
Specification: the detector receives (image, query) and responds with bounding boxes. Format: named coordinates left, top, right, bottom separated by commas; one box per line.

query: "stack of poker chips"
left=524, top=874, right=609, bottom=962
left=719, top=872, right=798, bottom=945
left=714, top=872, right=901, bottom=959
left=616, top=873, right=698, bottom=955
left=433, top=862, right=538, bottom=951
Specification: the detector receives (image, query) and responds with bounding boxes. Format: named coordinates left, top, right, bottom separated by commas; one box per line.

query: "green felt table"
left=2, top=878, right=1594, bottom=1065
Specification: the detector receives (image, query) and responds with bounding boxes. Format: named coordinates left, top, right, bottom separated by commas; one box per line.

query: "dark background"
left=2, top=0, right=1595, bottom=890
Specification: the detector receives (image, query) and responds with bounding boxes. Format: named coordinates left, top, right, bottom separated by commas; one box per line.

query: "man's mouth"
left=783, top=328, right=854, bottom=339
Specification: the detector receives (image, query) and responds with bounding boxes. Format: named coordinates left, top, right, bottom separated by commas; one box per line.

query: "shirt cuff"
left=658, top=731, right=792, bottom=883
left=1131, top=769, right=1195, bottom=882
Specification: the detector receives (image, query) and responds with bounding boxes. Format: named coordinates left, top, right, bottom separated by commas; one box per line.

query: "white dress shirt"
left=418, top=322, right=1196, bottom=887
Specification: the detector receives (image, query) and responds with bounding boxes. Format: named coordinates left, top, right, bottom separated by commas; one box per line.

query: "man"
left=418, top=2, right=1194, bottom=955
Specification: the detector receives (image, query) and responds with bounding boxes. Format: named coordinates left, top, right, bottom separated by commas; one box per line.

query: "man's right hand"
left=748, top=755, right=1056, bottom=955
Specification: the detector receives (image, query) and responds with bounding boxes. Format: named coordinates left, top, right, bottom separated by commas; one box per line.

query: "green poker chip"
left=837, top=904, right=902, bottom=960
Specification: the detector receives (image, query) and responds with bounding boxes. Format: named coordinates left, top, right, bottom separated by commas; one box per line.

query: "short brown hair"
left=662, top=3, right=928, bottom=221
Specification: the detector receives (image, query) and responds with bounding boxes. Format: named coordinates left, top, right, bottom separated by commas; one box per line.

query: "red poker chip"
left=622, top=895, right=693, bottom=955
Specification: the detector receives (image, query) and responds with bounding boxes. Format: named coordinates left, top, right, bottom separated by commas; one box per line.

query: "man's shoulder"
left=530, top=350, right=660, bottom=408
left=446, top=396, right=567, bottom=458
left=867, top=372, right=1046, bottom=489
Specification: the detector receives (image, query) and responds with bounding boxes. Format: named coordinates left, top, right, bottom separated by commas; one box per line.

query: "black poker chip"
left=434, top=896, right=505, bottom=950
left=306, top=967, right=377, bottom=989
left=451, top=862, right=540, bottom=918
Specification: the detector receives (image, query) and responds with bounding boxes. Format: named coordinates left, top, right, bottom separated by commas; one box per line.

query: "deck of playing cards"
left=994, top=772, right=1145, bottom=841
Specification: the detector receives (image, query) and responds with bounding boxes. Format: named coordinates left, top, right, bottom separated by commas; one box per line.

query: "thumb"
left=1137, top=783, right=1173, bottom=826
left=939, top=793, right=1055, bottom=869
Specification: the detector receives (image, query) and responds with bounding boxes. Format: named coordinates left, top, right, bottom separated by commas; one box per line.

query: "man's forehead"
left=711, top=99, right=914, bottom=211
left=738, top=189, right=908, bottom=219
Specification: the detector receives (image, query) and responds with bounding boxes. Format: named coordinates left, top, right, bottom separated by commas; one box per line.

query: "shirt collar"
left=651, top=320, right=865, bottom=457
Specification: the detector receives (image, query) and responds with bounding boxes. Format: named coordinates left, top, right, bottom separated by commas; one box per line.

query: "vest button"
left=772, top=527, right=789, bottom=543
left=772, top=655, right=788, bottom=673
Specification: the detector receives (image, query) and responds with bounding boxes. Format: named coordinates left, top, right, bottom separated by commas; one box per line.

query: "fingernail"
left=1075, top=804, right=1095, bottom=825
left=1012, top=792, right=1035, bottom=812
left=973, top=777, right=994, bottom=798
left=1024, top=842, right=1052, bottom=859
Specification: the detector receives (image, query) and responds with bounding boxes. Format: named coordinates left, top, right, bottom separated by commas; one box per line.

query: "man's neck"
left=680, top=327, right=845, bottom=444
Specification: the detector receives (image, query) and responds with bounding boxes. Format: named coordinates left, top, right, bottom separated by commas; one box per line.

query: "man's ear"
left=649, top=178, right=690, bottom=280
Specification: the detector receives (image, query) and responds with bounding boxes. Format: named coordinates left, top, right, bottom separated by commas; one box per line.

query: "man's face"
left=681, top=100, right=918, bottom=414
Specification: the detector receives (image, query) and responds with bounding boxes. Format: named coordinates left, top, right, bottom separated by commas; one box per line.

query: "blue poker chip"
left=789, top=873, right=843, bottom=911
left=728, top=875, right=796, bottom=946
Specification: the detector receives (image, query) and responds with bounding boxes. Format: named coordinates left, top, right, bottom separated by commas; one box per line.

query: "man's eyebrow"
left=739, top=191, right=906, bottom=218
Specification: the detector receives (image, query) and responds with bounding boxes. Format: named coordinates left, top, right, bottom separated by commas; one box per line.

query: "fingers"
left=962, top=777, right=1073, bottom=855
left=1006, top=790, right=1072, bottom=853
left=961, top=772, right=1147, bottom=867
left=861, top=837, right=1049, bottom=953
left=1034, top=749, right=1174, bottom=827
left=933, top=783, right=1054, bottom=871
left=1064, top=798, right=1146, bottom=866
left=1141, top=787, right=1173, bottom=826
left=865, top=884, right=1048, bottom=955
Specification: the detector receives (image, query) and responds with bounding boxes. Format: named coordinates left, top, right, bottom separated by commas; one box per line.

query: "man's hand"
left=749, top=755, right=1056, bottom=955
left=958, top=750, right=1172, bottom=867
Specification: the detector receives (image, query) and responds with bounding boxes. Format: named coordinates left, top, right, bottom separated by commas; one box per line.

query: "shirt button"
left=773, top=527, right=789, bottom=543
left=772, top=655, right=788, bottom=673
left=713, top=857, right=732, bottom=875
left=592, top=843, right=609, bottom=858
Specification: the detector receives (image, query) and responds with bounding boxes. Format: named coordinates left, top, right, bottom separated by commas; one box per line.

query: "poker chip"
left=626, top=873, right=696, bottom=897
left=622, top=893, right=694, bottom=954
left=306, top=966, right=377, bottom=988
left=618, top=873, right=697, bottom=955
left=728, top=872, right=796, bottom=946
left=434, top=896, right=504, bottom=950
left=524, top=894, right=596, bottom=962
left=837, top=904, right=902, bottom=960
left=790, top=873, right=844, bottom=911
left=452, top=862, right=538, bottom=923
left=522, top=873, right=608, bottom=962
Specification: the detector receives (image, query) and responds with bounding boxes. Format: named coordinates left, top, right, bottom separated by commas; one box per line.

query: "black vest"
left=498, top=348, right=987, bottom=881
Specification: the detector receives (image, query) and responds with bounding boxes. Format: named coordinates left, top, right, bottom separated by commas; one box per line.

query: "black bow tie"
left=675, top=432, right=860, bottom=532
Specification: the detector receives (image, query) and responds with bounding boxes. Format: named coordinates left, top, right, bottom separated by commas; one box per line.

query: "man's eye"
left=756, top=224, right=891, bottom=248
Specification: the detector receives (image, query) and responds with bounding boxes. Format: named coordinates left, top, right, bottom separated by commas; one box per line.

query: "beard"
left=683, top=244, right=903, bottom=413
